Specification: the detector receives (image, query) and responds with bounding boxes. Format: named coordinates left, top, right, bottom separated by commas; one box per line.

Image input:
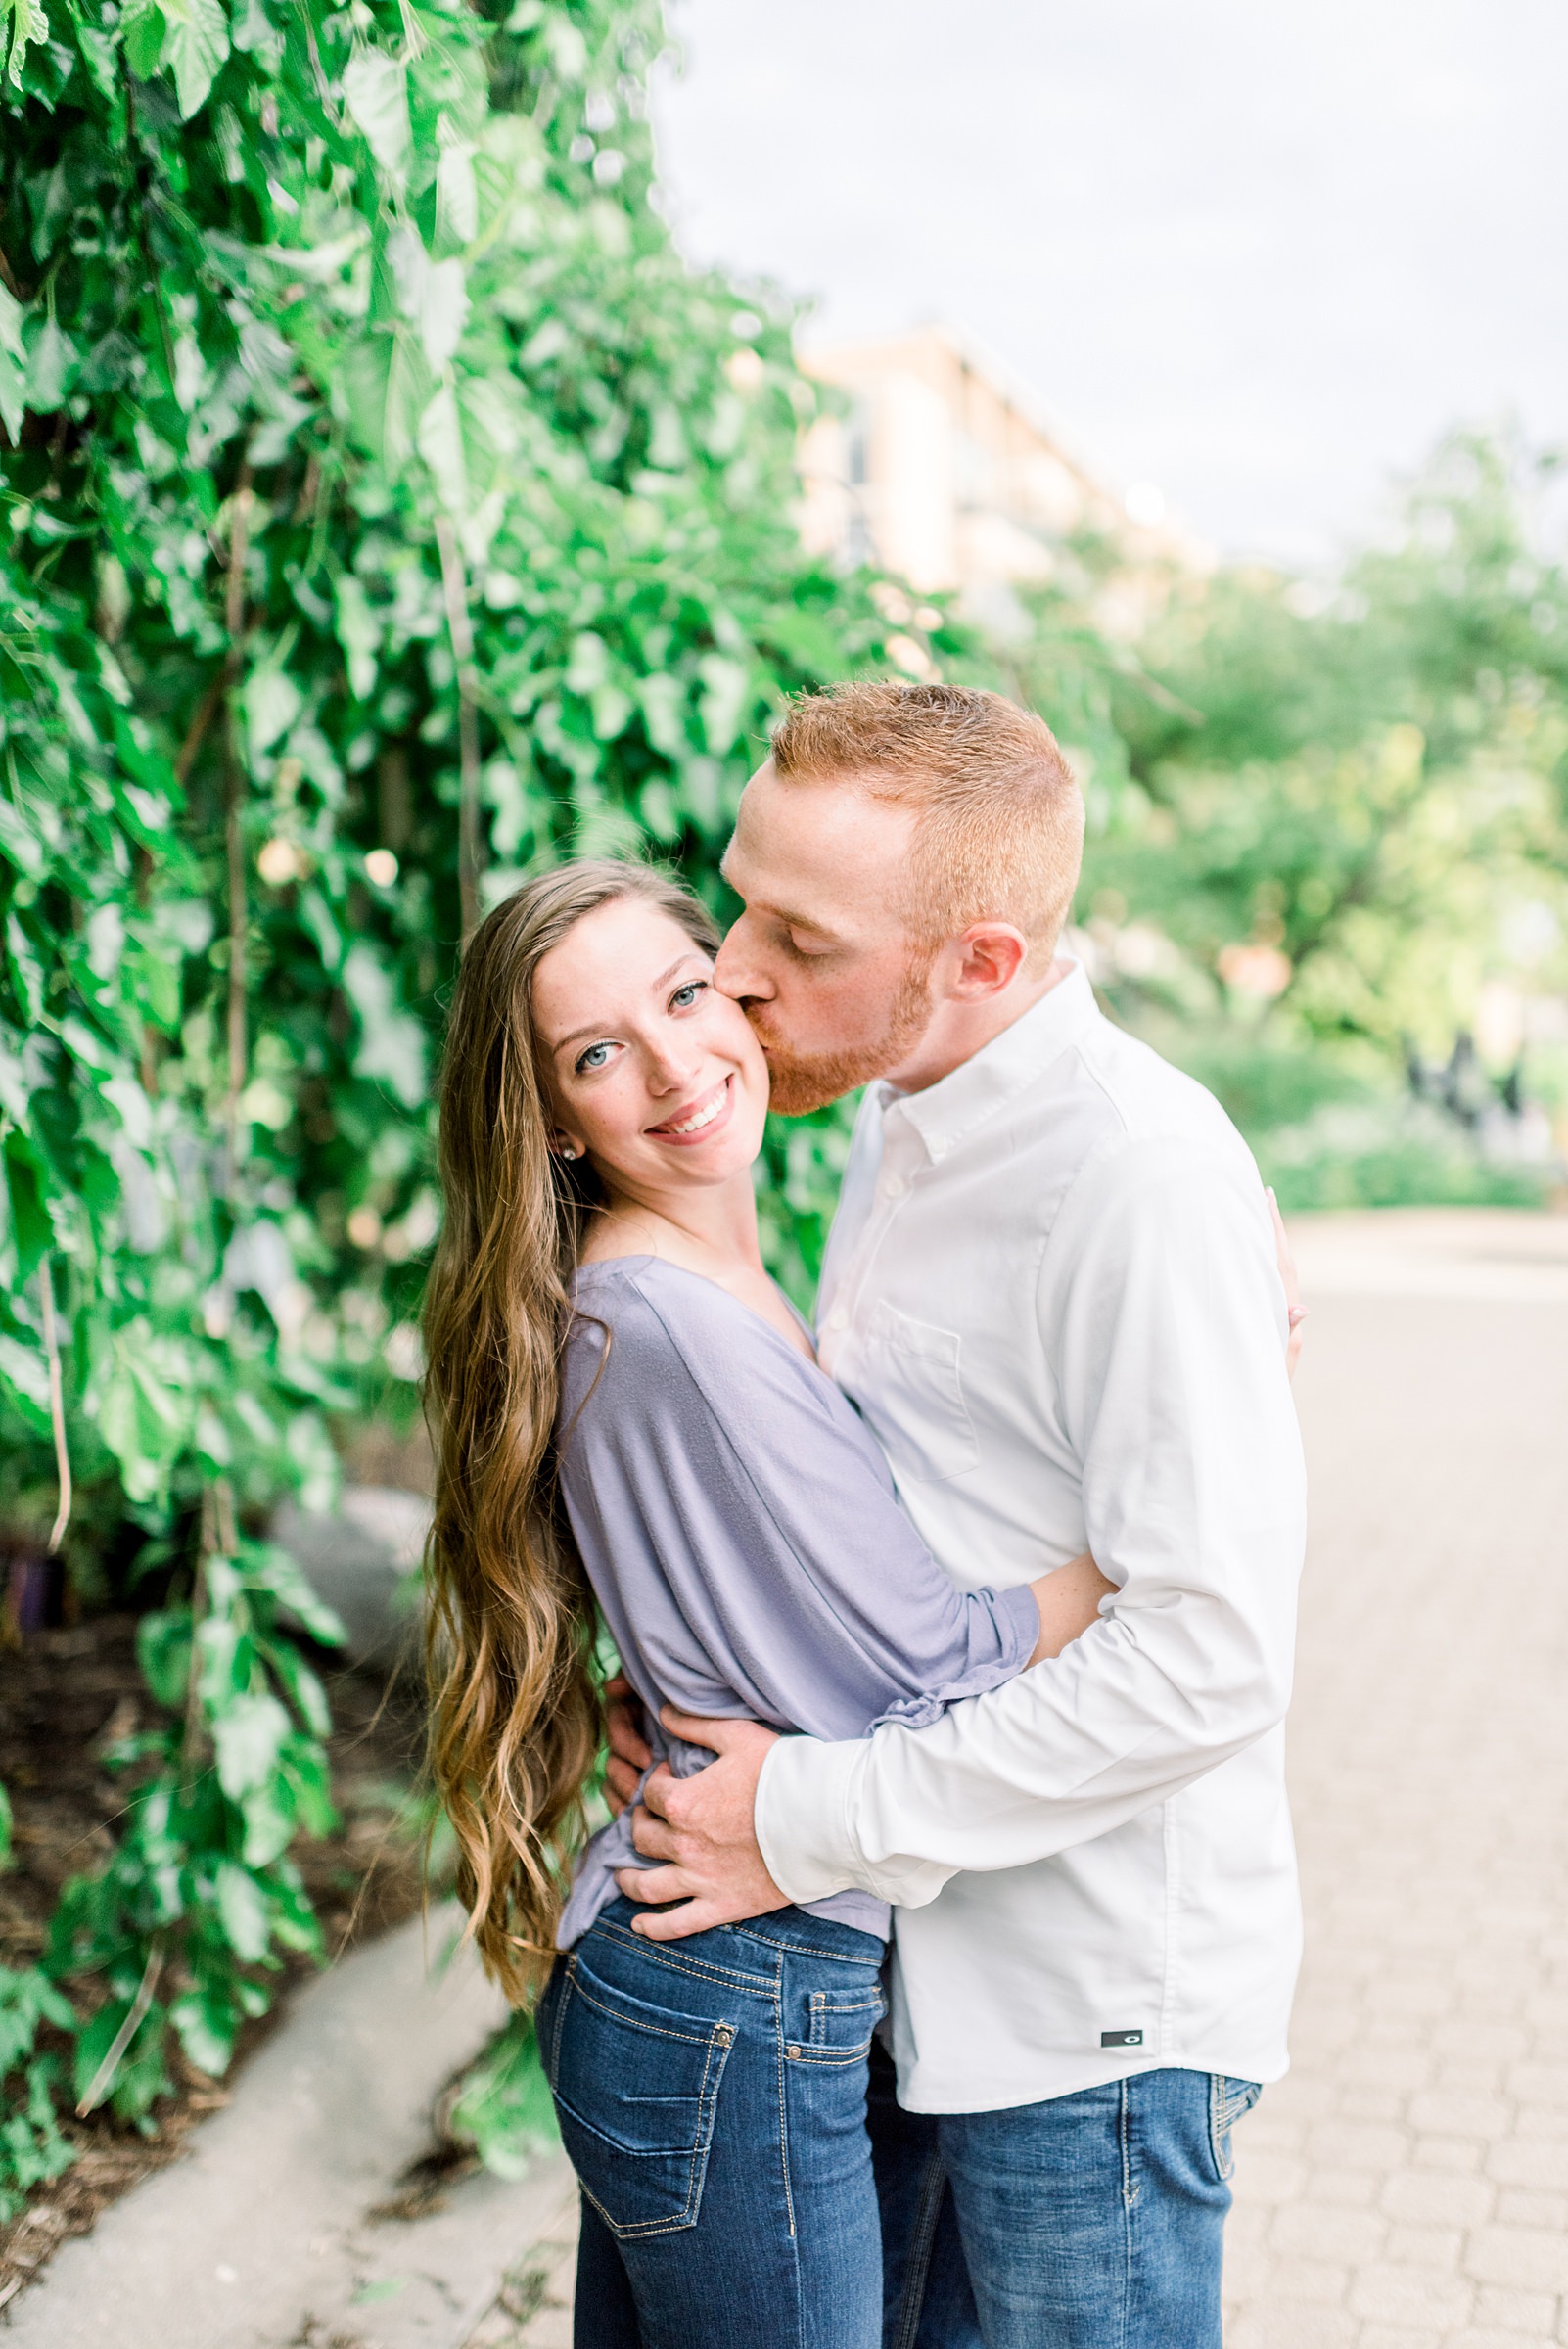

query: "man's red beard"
left=746, top=958, right=937, bottom=1116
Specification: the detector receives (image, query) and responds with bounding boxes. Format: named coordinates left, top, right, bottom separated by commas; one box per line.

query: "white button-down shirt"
left=755, top=964, right=1308, bottom=2113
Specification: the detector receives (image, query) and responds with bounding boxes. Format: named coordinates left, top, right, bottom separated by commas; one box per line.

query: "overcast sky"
left=650, top=0, right=1568, bottom=567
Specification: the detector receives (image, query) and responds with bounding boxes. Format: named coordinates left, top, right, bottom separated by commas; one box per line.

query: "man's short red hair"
left=769, top=681, right=1084, bottom=971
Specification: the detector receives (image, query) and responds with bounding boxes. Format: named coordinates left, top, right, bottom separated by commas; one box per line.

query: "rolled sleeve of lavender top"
left=553, top=1255, right=1040, bottom=1949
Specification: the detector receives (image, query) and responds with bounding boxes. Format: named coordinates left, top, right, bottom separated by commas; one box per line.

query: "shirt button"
left=881, top=1174, right=908, bottom=1199
left=826, top=1307, right=849, bottom=1333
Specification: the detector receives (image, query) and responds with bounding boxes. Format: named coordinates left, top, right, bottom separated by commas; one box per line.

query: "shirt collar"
left=877, top=959, right=1099, bottom=1166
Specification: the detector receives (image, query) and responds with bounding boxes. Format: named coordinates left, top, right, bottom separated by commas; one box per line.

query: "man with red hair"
left=607, top=681, right=1307, bottom=2347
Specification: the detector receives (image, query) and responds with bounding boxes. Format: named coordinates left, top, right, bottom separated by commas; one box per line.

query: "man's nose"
left=714, top=917, right=774, bottom=1002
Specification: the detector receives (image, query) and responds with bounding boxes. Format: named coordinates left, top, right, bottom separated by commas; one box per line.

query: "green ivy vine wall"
left=0, top=0, right=927, bottom=2196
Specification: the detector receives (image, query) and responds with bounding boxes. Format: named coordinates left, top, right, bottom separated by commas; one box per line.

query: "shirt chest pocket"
left=860, top=1303, right=980, bottom=1485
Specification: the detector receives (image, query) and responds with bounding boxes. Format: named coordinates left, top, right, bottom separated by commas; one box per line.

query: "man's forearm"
left=755, top=1572, right=1299, bottom=1909
left=757, top=1149, right=1308, bottom=1912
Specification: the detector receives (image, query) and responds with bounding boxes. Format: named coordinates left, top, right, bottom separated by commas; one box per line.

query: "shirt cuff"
left=756, top=1733, right=866, bottom=1906
left=997, top=1577, right=1041, bottom=1663
left=755, top=1729, right=956, bottom=1911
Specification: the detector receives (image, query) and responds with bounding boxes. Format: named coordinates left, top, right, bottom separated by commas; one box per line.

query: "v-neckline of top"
left=574, top=1250, right=822, bottom=1373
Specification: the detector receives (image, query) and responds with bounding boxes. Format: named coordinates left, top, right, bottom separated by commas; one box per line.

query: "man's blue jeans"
left=537, top=1897, right=888, bottom=2349
left=868, top=2039, right=1261, bottom=2348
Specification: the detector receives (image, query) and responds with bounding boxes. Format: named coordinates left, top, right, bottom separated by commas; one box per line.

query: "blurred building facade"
left=798, top=324, right=1207, bottom=639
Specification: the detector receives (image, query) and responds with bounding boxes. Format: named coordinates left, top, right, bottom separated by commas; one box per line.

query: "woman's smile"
left=646, top=1073, right=736, bottom=1145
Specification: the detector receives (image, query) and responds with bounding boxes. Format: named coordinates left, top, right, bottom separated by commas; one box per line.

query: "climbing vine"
left=0, top=0, right=921, bottom=2178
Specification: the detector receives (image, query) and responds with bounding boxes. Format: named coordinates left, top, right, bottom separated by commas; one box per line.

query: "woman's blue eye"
left=576, top=1041, right=612, bottom=1073
left=670, top=982, right=707, bottom=1010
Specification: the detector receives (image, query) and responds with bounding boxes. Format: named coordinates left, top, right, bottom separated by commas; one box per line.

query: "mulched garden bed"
left=0, top=1612, right=430, bottom=2305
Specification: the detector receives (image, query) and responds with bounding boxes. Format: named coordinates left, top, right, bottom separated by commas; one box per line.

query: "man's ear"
left=946, top=923, right=1030, bottom=1001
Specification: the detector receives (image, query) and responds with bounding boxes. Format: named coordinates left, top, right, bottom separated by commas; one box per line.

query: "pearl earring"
left=558, top=1144, right=580, bottom=1162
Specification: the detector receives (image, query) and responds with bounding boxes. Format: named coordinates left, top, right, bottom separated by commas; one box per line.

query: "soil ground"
left=0, top=1614, right=428, bottom=2307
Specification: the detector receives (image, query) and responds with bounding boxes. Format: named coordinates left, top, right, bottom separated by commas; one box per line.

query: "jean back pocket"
left=548, top=1955, right=734, bottom=2238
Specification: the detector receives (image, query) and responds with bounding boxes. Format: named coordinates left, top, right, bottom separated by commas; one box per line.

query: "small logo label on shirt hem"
left=1100, top=2028, right=1144, bottom=2049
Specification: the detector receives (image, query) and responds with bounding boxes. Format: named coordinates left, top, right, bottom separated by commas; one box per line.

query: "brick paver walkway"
left=1224, top=1277, right=1568, bottom=2348
left=484, top=1223, right=1568, bottom=2349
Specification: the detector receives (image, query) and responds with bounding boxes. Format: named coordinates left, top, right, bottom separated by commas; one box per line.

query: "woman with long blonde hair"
left=423, top=858, right=1111, bottom=2349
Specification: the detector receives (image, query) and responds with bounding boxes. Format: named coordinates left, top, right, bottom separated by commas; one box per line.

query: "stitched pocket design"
left=860, top=1303, right=980, bottom=1484
left=549, top=1956, right=734, bottom=2237
left=786, top=1985, right=886, bottom=2067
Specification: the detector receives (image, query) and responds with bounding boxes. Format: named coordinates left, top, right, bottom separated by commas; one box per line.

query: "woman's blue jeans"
left=536, top=1896, right=887, bottom=2349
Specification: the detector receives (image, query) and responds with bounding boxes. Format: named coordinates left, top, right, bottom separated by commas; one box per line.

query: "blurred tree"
left=1017, top=435, right=1568, bottom=1202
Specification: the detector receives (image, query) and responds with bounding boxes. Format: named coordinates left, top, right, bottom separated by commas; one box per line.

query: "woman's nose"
left=646, top=1037, right=703, bottom=1090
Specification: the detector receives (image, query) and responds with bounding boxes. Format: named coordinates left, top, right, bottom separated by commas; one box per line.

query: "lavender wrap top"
left=553, top=1255, right=1038, bottom=1948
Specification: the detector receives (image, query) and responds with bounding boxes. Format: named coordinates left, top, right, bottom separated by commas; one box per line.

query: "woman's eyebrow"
left=550, top=954, right=708, bottom=1056
left=652, top=950, right=707, bottom=988
left=552, top=1022, right=611, bottom=1054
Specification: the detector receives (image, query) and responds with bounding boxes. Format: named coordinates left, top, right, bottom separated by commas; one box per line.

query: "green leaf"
left=158, top=0, right=228, bottom=116
left=445, top=2011, right=559, bottom=2179
left=0, top=1964, right=75, bottom=2072
left=0, top=282, right=26, bottom=440
left=342, top=942, right=427, bottom=1108
left=212, top=1862, right=270, bottom=1963
left=228, top=0, right=276, bottom=60
left=0, top=1332, right=49, bottom=1427
left=262, top=1636, right=333, bottom=1736
left=98, top=1325, right=196, bottom=1504
left=237, top=1780, right=295, bottom=1868
left=244, top=1541, right=346, bottom=1649
left=278, top=1733, right=337, bottom=1840
left=23, top=315, right=74, bottom=413
left=73, top=15, right=119, bottom=99
left=169, top=1986, right=238, bottom=2077
left=297, top=885, right=345, bottom=976
left=135, top=1611, right=194, bottom=1710
left=3, top=0, right=48, bottom=88
left=211, top=1692, right=292, bottom=1799
left=434, top=140, right=477, bottom=250
left=635, top=672, right=686, bottom=757
left=119, top=0, right=165, bottom=79
left=334, top=576, right=381, bottom=702
left=3, top=1139, right=52, bottom=1282
left=417, top=380, right=467, bottom=515
left=0, top=2051, right=75, bottom=2218
left=8, top=909, right=49, bottom=1023
left=697, top=654, right=750, bottom=757
left=242, top=663, right=304, bottom=762
left=343, top=48, right=411, bottom=183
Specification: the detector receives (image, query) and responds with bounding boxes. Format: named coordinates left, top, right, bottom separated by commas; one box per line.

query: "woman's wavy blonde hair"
left=422, top=857, right=721, bottom=2003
